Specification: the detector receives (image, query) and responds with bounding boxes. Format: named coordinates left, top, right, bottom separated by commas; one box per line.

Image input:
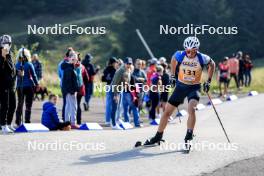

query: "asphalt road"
left=0, top=94, right=263, bottom=176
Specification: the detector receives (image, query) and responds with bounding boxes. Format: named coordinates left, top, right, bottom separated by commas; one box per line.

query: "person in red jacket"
left=227, top=55, right=239, bottom=89
left=146, top=58, right=157, bottom=86
left=218, top=57, right=230, bottom=98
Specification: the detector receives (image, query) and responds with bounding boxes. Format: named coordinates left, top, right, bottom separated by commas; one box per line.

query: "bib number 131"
left=183, top=69, right=196, bottom=76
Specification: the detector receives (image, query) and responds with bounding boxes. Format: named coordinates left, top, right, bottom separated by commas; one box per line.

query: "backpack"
left=175, top=51, right=205, bottom=78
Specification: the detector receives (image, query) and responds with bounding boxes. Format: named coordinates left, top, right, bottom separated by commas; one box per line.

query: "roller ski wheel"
left=184, top=139, right=192, bottom=153
left=134, top=139, right=165, bottom=148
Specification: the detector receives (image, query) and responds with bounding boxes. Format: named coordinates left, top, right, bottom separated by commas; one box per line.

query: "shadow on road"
left=74, top=146, right=186, bottom=165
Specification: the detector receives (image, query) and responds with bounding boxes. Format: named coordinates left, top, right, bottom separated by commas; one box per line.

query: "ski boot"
left=144, top=132, right=165, bottom=146
left=184, top=131, right=194, bottom=153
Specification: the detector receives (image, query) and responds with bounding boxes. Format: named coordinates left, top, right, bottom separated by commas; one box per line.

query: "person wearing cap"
left=110, top=57, right=134, bottom=130
left=0, top=35, right=17, bottom=133
left=32, top=54, right=43, bottom=81
left=82, top=53, right=97, bottom=111
left=61, top=51, right=79, bottom=129
left=218, top=57, right=230, bottom=98
left=101, top=57, right=118, bottom=126
left=15, top=48, right=39, bottom=125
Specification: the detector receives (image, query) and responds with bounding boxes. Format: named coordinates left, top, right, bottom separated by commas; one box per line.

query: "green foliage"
left=0, top=0, right=128, bottom=18
left=121, top=0, right=264, bottom=61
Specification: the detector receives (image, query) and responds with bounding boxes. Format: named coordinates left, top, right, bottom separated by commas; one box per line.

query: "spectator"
left=117, top=58, right=123, bottom=69
left=102, top=57, right=118, bottom=126
left=110, top=57, right=133, bottom=130
left=159, top=57, right=167, bottom=65
left=145, top=58, right=158, bottom=110
left=227, top=55, right=239, bottom=89
left=141, top=60, right=147, bottom=71
left=15, top=48, right=39, bottom=125
left=58, top=47, right=74, bottom=120
left=32, top=54, right=42, bottom=81
left=75, top=53, right=89, bottom=125
left=218, top=57, right=230, bottom=97
left=61, top=51, right=79, bottom=129
left=82, top=53, right=97, bottom=111
left=133, top=59, right=147, bottom=84
left=244, top=54, right=253, bottom=87
left=146, top=58, right=157, bottom=86
left=149, top=65, right=163, bottom=124
left=237, top=51, right=245, bottom=87
left=0, top=35, right=16, bottom=133
left=132, top=59, right=147, bottom=115
left=121, top=60, right=142, bottom=128
left=160, top=62, right=170, bottom=113
left=41, top=94, right=71, bottom=131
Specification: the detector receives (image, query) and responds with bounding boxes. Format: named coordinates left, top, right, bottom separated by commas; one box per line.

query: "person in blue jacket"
left=15, top=48, right=39, bottom=126
left=42, top=94, right=71, bottom=130
left=57, top=47, right=73, bottom=120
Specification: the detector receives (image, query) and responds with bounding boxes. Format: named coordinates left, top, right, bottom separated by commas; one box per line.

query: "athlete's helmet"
left=183, top=36, right=200, bottom=49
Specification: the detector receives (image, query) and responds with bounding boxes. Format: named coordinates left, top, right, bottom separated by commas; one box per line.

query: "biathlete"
left=143, top=36, right=216, bottom=147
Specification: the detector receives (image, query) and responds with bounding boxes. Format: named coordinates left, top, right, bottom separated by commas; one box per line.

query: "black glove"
left=170, top=75, right=177, bottom=86
left=203, top=80, right=211, bottom=93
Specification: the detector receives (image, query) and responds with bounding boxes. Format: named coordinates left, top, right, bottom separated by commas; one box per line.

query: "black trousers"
left=0, top=89, right=16, bottom=126
left=16, top=87, right=34, bottom=125
left=149, top=92, right=160, bottom=120
left=62, top=93, right=66, bottom=121
left=228, top=73, right=239, bottom=88
left=77, top=94, right=83, bottom=125
left=238, top=72, right=244, bottom=87
left=51, top=121, right=71, bottom=131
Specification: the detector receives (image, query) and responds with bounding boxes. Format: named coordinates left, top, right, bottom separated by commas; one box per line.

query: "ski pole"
left=206, top=92, right=231, bottom=143
left=136, top=29, right=155, bottom=58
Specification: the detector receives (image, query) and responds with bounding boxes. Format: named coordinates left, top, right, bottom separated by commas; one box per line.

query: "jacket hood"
left=43, top=102, right=54, bottom=111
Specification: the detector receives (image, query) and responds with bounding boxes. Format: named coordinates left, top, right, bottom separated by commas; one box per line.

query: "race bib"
left=178, top=56, right=203, bottom=85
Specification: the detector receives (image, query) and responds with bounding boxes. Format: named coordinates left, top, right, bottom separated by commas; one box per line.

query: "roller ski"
left=134, top=132, right=165, bottom=148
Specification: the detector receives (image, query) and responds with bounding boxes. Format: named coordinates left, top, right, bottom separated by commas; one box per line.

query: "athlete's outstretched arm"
left=207, top=59, right=216, bottom=81
left=170, top=56, right=178, bottom=76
